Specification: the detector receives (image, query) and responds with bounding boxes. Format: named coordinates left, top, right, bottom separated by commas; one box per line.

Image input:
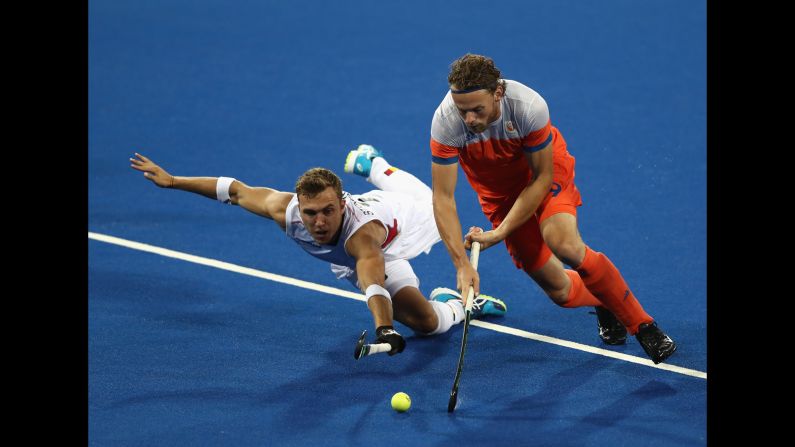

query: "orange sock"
left=561, top=270, right=602, bottom=308
left=575, top=246, right=653, bottom=334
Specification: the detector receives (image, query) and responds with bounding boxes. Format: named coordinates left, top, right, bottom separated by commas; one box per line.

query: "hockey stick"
left=447, top=241, right=481, bottom=413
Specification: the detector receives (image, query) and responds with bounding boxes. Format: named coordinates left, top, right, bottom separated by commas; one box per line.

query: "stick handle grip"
left=464, top=242, right=481, bottom=312
left=364, top=343, right=392, bottom=356
left=367, top=343, right=392, bottom=355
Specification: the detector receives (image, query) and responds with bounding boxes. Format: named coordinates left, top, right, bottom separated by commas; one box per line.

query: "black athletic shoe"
left=594, top=306, right=627, bottom=345
left=635, top=322, right=677, bottom=364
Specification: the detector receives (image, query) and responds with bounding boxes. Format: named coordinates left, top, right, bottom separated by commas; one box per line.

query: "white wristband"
left=216, top=177, right=236, bottom=204
left=365, top=284, right=391, bottom=303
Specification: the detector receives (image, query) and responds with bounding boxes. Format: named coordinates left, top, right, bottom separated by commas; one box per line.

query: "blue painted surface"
left=89, top=1, right=706, bottom=445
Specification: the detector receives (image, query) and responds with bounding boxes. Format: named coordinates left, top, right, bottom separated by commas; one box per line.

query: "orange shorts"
left=484, top=154, right=583, bottom=273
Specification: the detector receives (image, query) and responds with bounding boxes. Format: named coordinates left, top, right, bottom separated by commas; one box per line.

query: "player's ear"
left=494, top=83, right=504, bottom=101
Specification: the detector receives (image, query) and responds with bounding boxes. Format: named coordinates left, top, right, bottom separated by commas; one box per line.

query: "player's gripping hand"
left=130, top=153, right=175, bottom=188
left=456, top=263, right=480, bottom=301
left=376, top=326, right=406, bottom=356
left=465, top=226, right=503, bottom=251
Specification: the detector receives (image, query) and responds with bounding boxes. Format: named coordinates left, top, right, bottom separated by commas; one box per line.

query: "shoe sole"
left=595, top=307, right=627, bottom=345
left=343, top=150, right=358, bottom=174
left=650, top=343, right=677, bottom=364
left=600, top=335, right=627, bottom=345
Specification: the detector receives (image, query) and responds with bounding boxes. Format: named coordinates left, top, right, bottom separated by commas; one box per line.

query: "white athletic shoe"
left=430, top=287, right=507, bottom=317
left=344, top=144, right=383, bottom=177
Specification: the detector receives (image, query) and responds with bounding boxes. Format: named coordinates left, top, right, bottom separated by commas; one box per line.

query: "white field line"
left=88, top=231, right=706, bottom=380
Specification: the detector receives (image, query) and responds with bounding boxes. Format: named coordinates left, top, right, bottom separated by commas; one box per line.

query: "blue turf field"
left=89, top=1, right=707, bottom=445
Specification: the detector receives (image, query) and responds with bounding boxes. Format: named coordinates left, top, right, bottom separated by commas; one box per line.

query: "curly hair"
left=295, top=167, right=343, bottom=199
left=447, top=53, right=506, bottom=94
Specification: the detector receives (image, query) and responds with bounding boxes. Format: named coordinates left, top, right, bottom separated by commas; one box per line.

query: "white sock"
left=425, top=299, right=465, bottom=335
left=445, top=298, right=465, bottom=323
left=368, top=157, right=432, bottom=203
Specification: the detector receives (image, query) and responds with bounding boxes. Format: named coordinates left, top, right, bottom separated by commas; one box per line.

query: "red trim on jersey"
left=381, top=218, right=399, bottom=248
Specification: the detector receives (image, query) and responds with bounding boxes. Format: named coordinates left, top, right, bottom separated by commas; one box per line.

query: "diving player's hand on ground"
left=376, top=326, right=405, bottom=356
left=130, top=153, right=175, bottom=188
left=464, top=226, right=504, bottom=251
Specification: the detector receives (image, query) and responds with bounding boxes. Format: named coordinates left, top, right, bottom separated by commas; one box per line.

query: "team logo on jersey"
left=505, top=120, right=515, bottom=132
left=351, top=197, right=374, bottom=215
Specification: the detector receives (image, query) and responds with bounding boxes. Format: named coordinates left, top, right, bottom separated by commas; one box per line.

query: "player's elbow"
left=356, top=253, right=385, bottom=274
left=432, top=191, right=455, bottom=210
left=533, top=171, right=553, bottom=191
left=228, top=181, right=243, bottom=204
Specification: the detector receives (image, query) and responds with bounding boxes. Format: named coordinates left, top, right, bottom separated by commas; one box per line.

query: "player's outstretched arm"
left=347, top=221, right=391, bottom=326
left=130, top=152, right=292, bottom=228
left=346, top=221, right=405, bottom=356
left=431, top=161, right=480, bottom=297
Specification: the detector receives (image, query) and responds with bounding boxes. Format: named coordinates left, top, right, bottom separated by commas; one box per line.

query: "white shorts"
left=331, top=259, right=420, bottom=297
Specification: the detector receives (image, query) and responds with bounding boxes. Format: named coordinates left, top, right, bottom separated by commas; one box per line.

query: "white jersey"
left=284, top=189, right=440, bottom=279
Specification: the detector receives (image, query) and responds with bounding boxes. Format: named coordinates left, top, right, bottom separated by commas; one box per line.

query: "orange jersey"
left=431, top=79, right=575, bottom=215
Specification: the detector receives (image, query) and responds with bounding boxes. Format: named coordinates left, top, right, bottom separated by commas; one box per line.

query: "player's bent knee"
left=544, top=287, right=569, bottom=307
left=414, top=317, right=440, bottom=335
left=395, top=308, right=438, bottom=334
left=400, top=318, right=438, bottom=336
left=409, top=310, right=440, bottom=334
left=549, top=240, right=585, bottom=267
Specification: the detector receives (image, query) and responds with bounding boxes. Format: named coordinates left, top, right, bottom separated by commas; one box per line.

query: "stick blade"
left=447, top=390, right=458, bottom=412
left=354, top=330, right=367, bottom=360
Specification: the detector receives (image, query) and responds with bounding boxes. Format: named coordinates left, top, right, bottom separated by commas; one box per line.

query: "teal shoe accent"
left=344, top=144, right=383, bottom=177
left=473, top=294, right=507, bottom=317
left=429, top=287, right=462, bottom=303
left=430, top=287, right=507, bottom=318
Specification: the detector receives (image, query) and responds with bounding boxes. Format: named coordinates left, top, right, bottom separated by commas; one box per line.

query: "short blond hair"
left=295, top=167, right=343, bottom=199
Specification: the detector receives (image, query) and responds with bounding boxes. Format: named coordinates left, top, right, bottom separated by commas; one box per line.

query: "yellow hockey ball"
left=391, top=392, right=411, bottom=412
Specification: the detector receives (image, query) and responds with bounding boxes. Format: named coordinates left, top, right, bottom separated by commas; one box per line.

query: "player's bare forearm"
left=170, top=176, right=223, bottom=199
left=431, top=162, right=471, bottom=268
left=490, top=144, right=554, bottom=240
left=356, top=254, right=393, bottom=328
left=355, top=255, right=387, bottom=291
left=432, top=196, right=470, bottom=268
left=433, top=193, right=480, bottom=295
left=130, top=153, right=219, bottom=198
left=367, top=295, right=394, bottom=328
left=349, top=222, right=388, bottom=291
left=431, top=161, right=480, bottom=293
left=493, top=171, right=552, bottom=239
